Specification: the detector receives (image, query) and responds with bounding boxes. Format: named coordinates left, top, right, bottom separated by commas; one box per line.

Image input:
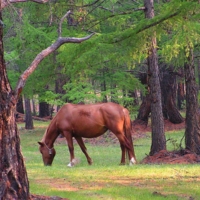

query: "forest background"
left=1, top=0, right=200, bottom=199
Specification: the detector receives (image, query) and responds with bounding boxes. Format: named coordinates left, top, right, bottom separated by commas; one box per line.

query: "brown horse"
left=38, top=102, right=136, bottom=167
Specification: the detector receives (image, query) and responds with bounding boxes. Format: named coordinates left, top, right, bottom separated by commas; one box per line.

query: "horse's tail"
left=123, top=108, right=135, bottom=160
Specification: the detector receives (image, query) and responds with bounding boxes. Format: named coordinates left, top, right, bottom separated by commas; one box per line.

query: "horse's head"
left=38, top=142, right=56, bottom=166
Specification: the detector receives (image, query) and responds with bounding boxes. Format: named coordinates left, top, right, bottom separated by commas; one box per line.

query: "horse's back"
left=56, top=102, right=126, bottom=135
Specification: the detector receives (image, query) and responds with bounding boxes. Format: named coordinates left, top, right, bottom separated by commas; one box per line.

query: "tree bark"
left=160, top=66, right=184, bottom=124
left=177, top=81, right=185, bottom=110
left=39, top=102, right=50, bottom=117
left=144, top=0, right=166, bottom=155
left=134, top=94, right=151, bottom=126
left=17, top=95, right=24, bottom=114
left=32, top=98, right=37, bottom=116
left=184, top=50, right=200, bottom=154
left=0, top=10, right=30, bottom=199
left=25, top=97, right=33, bottom=129
left=101, top=68, right=108, bottom=103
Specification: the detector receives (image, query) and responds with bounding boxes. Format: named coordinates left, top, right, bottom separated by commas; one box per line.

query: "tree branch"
left=14, top=33, right=95, bottom=99
left=58, top=10, right=72, bottom=37
left=111, top=11, right=179, bottom=43
left=87, top=7, right=145, bottom=30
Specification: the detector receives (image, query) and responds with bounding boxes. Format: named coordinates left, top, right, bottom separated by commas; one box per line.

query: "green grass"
left=19, top=121, right=200, bottom=200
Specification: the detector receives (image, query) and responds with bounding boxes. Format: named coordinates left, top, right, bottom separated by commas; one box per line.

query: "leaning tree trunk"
left=144, top=0, right=166, bottom=156
left=184, top=50, right=200, bottom=154
left=0, top=10, right=30, bottom=199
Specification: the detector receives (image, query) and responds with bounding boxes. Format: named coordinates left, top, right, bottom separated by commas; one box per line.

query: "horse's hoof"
left=67, top=162, right=74, bottom=167
left=88, top=160, right=93, bottom=165
left=129, top=157, right=136, bottom=165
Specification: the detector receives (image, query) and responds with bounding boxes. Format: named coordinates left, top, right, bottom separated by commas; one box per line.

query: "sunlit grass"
left=19, top=121, right=200, bottom=200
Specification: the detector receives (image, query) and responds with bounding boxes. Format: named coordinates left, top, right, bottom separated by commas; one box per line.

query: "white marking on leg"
left=67, top=162, right=73, bottom=167
left=129, top=157, right=136, bottom=165
left=67, top=158, right=80, bottom=167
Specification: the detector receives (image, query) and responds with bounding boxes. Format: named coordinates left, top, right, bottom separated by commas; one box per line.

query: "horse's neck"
left=43, top=121, right=59, bottom=147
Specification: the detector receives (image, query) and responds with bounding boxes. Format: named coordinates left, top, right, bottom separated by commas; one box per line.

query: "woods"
left=1, top=0, right=200, bottom=199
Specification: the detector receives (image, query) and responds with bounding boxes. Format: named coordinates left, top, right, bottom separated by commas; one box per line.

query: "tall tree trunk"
left=132, top=90, right=139, bottom=106
left=184, top=50, right=200, bottom=154
left=32, top=98, right=37, bottom=116
left=55, top=64, right=68, bottom=111
left=177, top=81, right=185, bottom=110
left=17, top=95, right=24, bottom=114
left=101, top=69, right=107, bottom=103
left=160, top=66, right=184, bottom=123
left=134, top=71, right=151, bottom=125
left=134, top=94, right=151, bottom=126
left=25, top=97, right=33, bottom=130
left=39, top=102, right=50, bottom=117
left=0, top=10, right=30, bottom=199
left=144, top=0, right=166, bottom=155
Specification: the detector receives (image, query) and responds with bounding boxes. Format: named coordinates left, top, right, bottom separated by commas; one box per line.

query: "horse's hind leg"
left=119, top=143, right=126, bottom=165
left=113, top=132, right=127, bottom=165
left=75, top=137, right=93, bottom=165
left=124, top=137, right=136, bottom=165
left=63, top=131, right=76, bottom=167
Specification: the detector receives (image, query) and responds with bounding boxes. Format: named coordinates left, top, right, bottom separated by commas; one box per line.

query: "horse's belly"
left=73, top=126, right=107, bottom=138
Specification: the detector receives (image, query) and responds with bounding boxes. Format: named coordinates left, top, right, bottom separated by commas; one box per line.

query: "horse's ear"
left=38, top=142, right=44, bottom=146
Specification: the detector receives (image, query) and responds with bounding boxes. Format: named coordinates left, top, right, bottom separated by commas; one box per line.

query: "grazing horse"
left=38, top=102, right=136, bottom=167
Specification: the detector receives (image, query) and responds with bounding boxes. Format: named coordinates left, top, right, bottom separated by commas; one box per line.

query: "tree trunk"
left=134, top=94, right=151, bottom=126
left=101, top=72, right=107, bottom=103
left=160, top=66, right=184, bottom=123
left=32, top=98, right=37, bottom=116
left=39, top=101, right=50, bottom=117
left=184, top=50, right=200, bottom=154
left=133, top=90, right=139, bottom=106
left=144, top=0, right=166, bottom=156
left=177, top=81, right=185, bottom=110
left=0, top=10, right=30, bottom=199
left=134, top=70, right=151, bottom=125
left=25, top=97, right=33, bottom=130
left=17, top=95, right=24, bottom=114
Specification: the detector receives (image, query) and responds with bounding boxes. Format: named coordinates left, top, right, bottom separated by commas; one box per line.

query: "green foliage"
left=39, top=91, right=63, bottom=106
left=63, top=81, right=99, bottom=103
left=4, top=0, right=200, bottom=108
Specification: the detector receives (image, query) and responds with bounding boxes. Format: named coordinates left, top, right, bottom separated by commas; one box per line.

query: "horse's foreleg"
left=64, top=131, right=76, bottom=167
left=75, top=137, right=93, bottom=165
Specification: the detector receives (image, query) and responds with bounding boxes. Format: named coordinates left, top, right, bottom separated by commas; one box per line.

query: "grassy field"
left=19, top=121, right=200, bottom=200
